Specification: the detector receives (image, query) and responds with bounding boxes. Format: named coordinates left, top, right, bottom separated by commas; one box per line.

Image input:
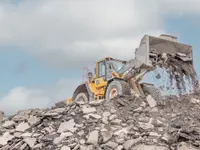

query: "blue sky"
left=0, top=48, right=80, bottom=93
left=0, top=0, right=200, bottom=114
left=165, top=15, right=200, bottom=76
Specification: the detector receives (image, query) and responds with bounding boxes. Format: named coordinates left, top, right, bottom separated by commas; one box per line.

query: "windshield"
left=107, top=60, right=125, bottom=72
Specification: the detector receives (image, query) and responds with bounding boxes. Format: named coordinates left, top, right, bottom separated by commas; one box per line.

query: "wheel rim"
left=78, top=96, right=87, bottom=103
left=74, top=93, right=88, bottom=104
left=110, top=88, right=118, bottom=99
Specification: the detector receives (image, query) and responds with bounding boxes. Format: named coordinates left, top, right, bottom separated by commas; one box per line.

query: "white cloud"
left=0, top=87, right=50, bottom=115
left=0, top=0, right=165, bottom=69
left=0, top=0, right=199, bottom=69
left=157, top=0, right=200, bottom=15
left=0, top=77, right=80, bottom=115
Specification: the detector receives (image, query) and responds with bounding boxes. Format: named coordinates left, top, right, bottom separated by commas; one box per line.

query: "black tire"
left=142, top=84, right=164, bottom=102
left=105, top=80, right=131, bottom=100
left=74, top=92, right=89, bottom=104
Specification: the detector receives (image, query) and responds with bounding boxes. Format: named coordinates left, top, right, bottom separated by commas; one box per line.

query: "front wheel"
left=105, top=80, right=131, bottom=100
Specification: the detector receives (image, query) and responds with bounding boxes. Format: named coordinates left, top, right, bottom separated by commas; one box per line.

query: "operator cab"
left=96, top=57, right=126, bottom=81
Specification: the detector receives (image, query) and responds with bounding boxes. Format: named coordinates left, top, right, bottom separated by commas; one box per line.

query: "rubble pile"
left=1, top=91, right=200, bottom=150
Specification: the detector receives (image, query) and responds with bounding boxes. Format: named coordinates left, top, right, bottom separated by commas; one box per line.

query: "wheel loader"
left=67, top=34, right=194, bottom=104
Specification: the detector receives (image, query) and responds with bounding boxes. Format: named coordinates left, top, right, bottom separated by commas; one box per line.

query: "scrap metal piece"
left=176, top=53, right=186, bottom=57
left=177, top=56, right=192, bottom=62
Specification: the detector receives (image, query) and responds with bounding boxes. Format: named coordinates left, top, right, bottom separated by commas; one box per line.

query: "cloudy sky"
left=0, top=0, right=200, bottom=115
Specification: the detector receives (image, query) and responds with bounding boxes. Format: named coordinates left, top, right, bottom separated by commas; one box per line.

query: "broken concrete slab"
left=89, top=99, right=104, bottom=106
left=101, top=130, right=113, bottom=143
left=57, top=119, right=77, bottom=133
left=82, top=106, right=97, bottom=114
left=146, top=95, right=157, bottom=108
left=138, top=122, right=154, bottom=130
left=177, top=142, right=198, bottom=150
left=61, top=145, right=71, bottom=150
left=83, top=113, right=102, bottom=119
left=23, top=137, right=36, bottom=148
left=2, top=120, right=15, bottom=128
left=54, top=132, right=73, bottom=145
left=102, top=141, right=118, bottom=149
left=133, top=144, right=169, bottom=150
left=0, top=132, right=14, bottom=146
left=191, top=98, right=200, bottom=104
left=27, top=115, right=41, bottom=126
left=87, top=130, right=99, bottom=145
left=44, top=108, right=66, bottom=116
left=15, top=122, right=30, bottom=132
left=123, top=138, right=141, bottom=149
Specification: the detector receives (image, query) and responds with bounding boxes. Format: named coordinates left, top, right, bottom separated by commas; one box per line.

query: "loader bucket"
left=135, top=34, right=193, bottom=66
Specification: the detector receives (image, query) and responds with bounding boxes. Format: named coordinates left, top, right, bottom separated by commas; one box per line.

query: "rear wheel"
left=106, top=80, right=131, bottom=100
left=74, top=92, right=89, bottom=104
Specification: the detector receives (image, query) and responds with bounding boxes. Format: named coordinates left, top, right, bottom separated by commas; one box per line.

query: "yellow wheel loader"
left=67, top=34, right=194, bottom=104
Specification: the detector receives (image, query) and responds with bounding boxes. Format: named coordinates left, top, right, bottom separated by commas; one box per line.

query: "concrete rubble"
left=149, top=50, right=199, bottom=95
left=0, top=90, right=200, bottom=150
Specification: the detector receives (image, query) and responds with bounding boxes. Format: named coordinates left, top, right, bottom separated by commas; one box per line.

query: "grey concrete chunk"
left=14, top=132, right=22, bottom=138
left=116, top=145, right=123, bottom=150
left=103, top=112, right=111, bottom=117
left=109, top=114, right=117, bottom=120
left=45, top=108, right=66, bottom=116
left=161, top=133, right=170, bottom=143
left=177, top=142, right=198, bottom=150
left=133, top=144, right=169, bottom=150
left=138, top=122, right=154, bottom=130
left=111, top=119, right=122, bottom=125
left=115, top=131, right=126, bottom=144
left=123, top=138, right=141, bottom=149
left=191, top=98, right=200, bottom=104
left=21, top=132, right=32, bottom=137
left=149, top=132, right=161, bottom=137
left=53, top=132, right=73, bottom=145
left=61, top=146, right=71, bottom=150
left=82, top=106, right=97, bottom=114
left=146, top=95, right=157, bottom=108
left=103, top=141, right=118, bottom=149
left=33, top=143, right=43, bottom=149
left=23, top=137, right=36, bottom=148
left=12, top=110, right=31, bottom=121
left=101, top=131, right=113, bottom=143
left=83, top=113, right=102, bottom=119
left=57, top=119, right=77, bottom=133
left=15, top=122, right=30, bottom=132
left=2, top=120, right=15, bottom=128
left=0, top=132, right=14, bottom=146
left=89, top=99, right=104, bottom=106
left=28, top=115, right=41, bottom=126
left=87, top=130, right=99, bottom=145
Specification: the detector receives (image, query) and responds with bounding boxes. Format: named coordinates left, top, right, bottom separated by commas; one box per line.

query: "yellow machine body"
left=66, top=57, right=126, bottom=104
left=88, top=57, right=122, bottom=100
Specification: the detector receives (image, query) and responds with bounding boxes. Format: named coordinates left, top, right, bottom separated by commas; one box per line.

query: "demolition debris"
left=149, top=50, right=199, bottom=95
left=1, top=90, right=200, bottom=150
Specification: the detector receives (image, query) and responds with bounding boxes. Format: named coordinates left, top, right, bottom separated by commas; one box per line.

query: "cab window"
left=98, top=61, right=106, bottom=78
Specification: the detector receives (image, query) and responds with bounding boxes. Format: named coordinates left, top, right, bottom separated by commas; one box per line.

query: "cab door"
left=94, top=60, right=107, bottom=97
